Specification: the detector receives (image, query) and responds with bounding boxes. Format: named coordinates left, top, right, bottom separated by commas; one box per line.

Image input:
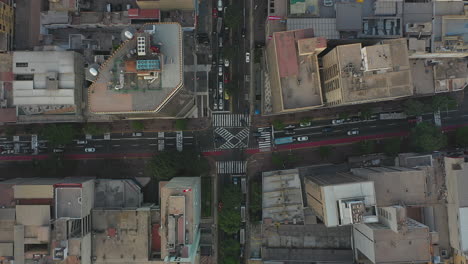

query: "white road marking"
left=149, top=144, right=158, bottom=146
left=112, top=145, right=121, bottom=147
left=131, top=144, right=139, bottom=147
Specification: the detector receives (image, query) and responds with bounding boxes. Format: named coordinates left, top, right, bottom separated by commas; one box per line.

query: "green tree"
left=455, top=126, right=468, bottom=147
left=224, top=5, right=242, bottom=29
left=360, top=107, right=373, bottom=120
left=147, top=151, right=209, bottom=181
left=40, top=124, right=77, bottom=147
left=222, top=256, right=240, bottom=264
left=219, top=185, right=242, bottom=234
left=383, top=137, right=401, bottom=157
left=338, top=112, right=349, bottom=120
left=300, top=117, right=312, bottom=126
left=249, top=181, right=262, bottom=222
left=318, top=146, right=332, bottom=160
left=175, top=119, right=188, bottom=131
left=131, top=120, right=145, bottom=131
left=431, top=95, right=457, bottom=112
left=357, top=140, right=375, bottom=155
left=83, top=123, right=107, bottom=136
left=410, top=122, right=447, bottom=152
left=220, top=239, right=240, bottom=260
left=4, top=126, right=16, bottom=137
left=272, top=120, right=285, bottom=130
left=222, top=46, right=237, bottom=60
left=403, top=99, right=425, bottom=116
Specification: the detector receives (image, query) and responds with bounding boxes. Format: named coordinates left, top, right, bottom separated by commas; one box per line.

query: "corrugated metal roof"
left=287, top=18, right=340, bottom=39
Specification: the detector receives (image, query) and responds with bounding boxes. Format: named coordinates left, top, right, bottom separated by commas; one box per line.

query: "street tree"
left=222, top=46, right=237, bottom=60
left=219, top=185, right=242, bottom=234
left=403, top=99, right=425, bottom=116
left=318, top=146, right=332, bottom=160
left=272, top=120, right=285, bottom=130
left=147, top=150, right=209, bottom=181
left=431, top=95, right=457, bottom=112
left=249, top=181, right=262, bottom=222
left=360, top=107, right=373, bottom=120
left=40, top=124, right=77, bottom=147
left=383, top=137, right=401, bottom=157
left=357, top=140, right=375, bottom=155
left=220, top=239, right=240, bottom=260
left=83, top=123, right=107, bottom=136
left=410, top=122, right=447, bottom=152
left=131, top=120, right=145, bottom=131
left=175, top=119, right=188, bottom=130
left=456, top=126, right=468, bottom=147
left=224, top=5, right=242, bottom=29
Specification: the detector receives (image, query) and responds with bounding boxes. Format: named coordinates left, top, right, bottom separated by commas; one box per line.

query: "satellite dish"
left=124, top=31, right=134, bottom=39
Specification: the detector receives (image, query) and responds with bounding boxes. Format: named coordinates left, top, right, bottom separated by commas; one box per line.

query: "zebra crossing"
left=214, top=127, right=249, bottom=149
left=216, top=161, right=247, bottom=174
left=212, top=114, right=250, bottom=127
left=257, top=127, right=272, bottom=151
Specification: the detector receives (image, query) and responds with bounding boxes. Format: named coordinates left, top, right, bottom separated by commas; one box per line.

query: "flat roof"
left=287, top=18, right=340, bottom=40
left=16, top=205, right=50, bottom=226
left=88, top=23, right=183, bottom=114
left=56, top=188, right=82, bottom=219
left=336, top=3, right=362, bottom=31
left=333, top=39, right=413, bottom=104
left=92, top=208, right=151, bottom=263
left=266, top=29, right=325, bottom=114
left=94, top=179, right=141, bottom=208
left=262, top=169, right=305, bottom=224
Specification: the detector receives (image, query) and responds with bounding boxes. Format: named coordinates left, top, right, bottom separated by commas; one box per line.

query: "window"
left=16, top=62, right=28, bottom=67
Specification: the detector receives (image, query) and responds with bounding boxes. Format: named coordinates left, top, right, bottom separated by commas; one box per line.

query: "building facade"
left=0, top=0, right=14, bottom=52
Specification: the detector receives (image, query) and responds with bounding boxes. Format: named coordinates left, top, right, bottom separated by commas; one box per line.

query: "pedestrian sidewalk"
left=108, top=117, right=211, bottom=133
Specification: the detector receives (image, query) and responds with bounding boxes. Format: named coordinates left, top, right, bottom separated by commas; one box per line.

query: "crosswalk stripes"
left=257, top=127, right=272, bottom=151
left=212, top=114, right=250, bottom=127
left=216, top=161, right=247, bottom=174
left=214, top=127, right=234, bottom=141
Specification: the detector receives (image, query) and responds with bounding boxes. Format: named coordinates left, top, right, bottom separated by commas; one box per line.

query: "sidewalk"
left=108, top=117, right=211, bottom=133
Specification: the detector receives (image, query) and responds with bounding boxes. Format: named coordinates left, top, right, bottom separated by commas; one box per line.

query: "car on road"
left=76, top=140, right=87, bottom=144
left=322, top=126, right=333, bottom=133
left=284, top=130, right=295, bottom=135
left=132, top=132, right=143, bottom=136
left=218, top=65, right=223, bottom=76
left=245, top=52, right=250, bottom=63
left=219, top=99, right=224, bottom=110
left=347, top=129, right=359, bottom=136
left=224, top=59, right=230, bottom=67
left=224, top=72, right=230, bottom=83
left=297, top=136, right=309, bottom=142
left=218, top=36, right=223, bottom=47
left=53, top=148, right=64, bottom=153
left=217, top=0, right=223, bottom=11
left=233, top=177, right=239, bottom=185
left=213, top=102, right=218, bottom=110
left=284, top=124, right=296, bottom=130
left=323, top=0, right=334, bottom=6
left=300, top=121, right=311, bottom=127
left=218, top=82, right=223, bottom=94
left=332, top=119, right=345, bottom=125
left=212, top=8, right=218, bottom=18
left=241, top=28, right=246, bottom=38
left=350, top=116, right=361, bottom=122
left=1, top=150, right=14, bottom=154
left=85, top=148, right=96, bottom=153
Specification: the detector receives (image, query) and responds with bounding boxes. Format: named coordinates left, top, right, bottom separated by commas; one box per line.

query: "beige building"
left=304, top=172, right=378, bottom=227
left=264, top=28, right=326, bottom=115
left=136, top=0, right=195, bottom=10
left=444, top=157, right=468, bottom=258
left=321, top=39, right=413, bottom=106
left=353, top=206, right=432, bottom=264
left=160, top=177, right=201, bottom=264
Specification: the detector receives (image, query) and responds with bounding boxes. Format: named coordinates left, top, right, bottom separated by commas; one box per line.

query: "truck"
left=379, top=112, right=407, bottom=120
left=274, top=137, right=294, bottom=145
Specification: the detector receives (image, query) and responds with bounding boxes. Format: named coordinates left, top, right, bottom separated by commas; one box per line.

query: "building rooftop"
left=262, top=169, right=305, bottom=224
left=327, top=39, right=413, bottom=105
left=336, top=3, right=362, bottom=31
left=289, top=0, right=319, bottom=17
left=91, top=208, right=152, bottom=263
left=88, top=23, right=183, bottom=114
left=265, top=29, right=326, bottom=114
left=94, top=179, right=142, bottom=208
left=287, top=18, right=340, bottom=40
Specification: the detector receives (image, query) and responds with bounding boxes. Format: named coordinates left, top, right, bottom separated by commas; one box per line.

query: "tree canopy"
left=357, top=140, right=375, bottom=155
left=249, top=181, right=262, bottom=222
left=224, top=5, right=242, bottom=29
left=40, top=124, right=77, bottom=147
left=456, top=126, right=468, bottom=147
left=318, top=146, right=332, bottom=160
left=383, top=137, right=402, bottom=157
left=131, top=120, right=145, bottom=131
left=431, top=95, right=457, bottom=112
left=403, top=99, right=425, bottom=116
left=83, top=123, right=107, bottom=136
left=146, top=150, right=209, bottom=181
left=219, top=185, right=242, bottom=234
left=220, top=239, right=240, bottom=264
left=410, top=122, right=447, bottom=152
left=175, top=119, right=188, bottom=131
left=272, top=120, right=285, bottom=130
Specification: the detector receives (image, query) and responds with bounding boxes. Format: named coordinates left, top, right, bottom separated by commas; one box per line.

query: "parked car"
left=76, top=140, right=87, bottom=144
left=284, top=125, right=296, bottom=130
left=214, top=102, right=218, bottom=110
left=224, top=72, right=230, bottom=83
left=284, top=130, right=295, bottom=135
left=53, top=148, right=64, bottom=153
left=85, top=148, right=96, bottom=153
left=350, top=116, right=361, bottom=122
left=332, top=119, right=345, bottom=125
left=218, top=37, right=223, bottom=47
left=218, top=65, right=223, bottom=76
left=300, top=121, right=311, bottom=127
left=217, top=0, right=223, bottom=11
left=245, top=52, right=250, bottom=63
left=219, top=82, right=223, bottom=94
left=297, top=136, right=309, bottom=142
left=323, top=0, right=334, bottom=6
left=212, top=8, right=218, bottom=18
left=347, top=129, right=359, bottom=136
left=224, top=59, right=230, bottom=67
left=132, top=132, right=143, bottom=137
left=219, top=99, right=224, bottom=110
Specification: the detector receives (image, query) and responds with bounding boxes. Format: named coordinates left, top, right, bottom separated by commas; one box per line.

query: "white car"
left=347, top=129, right=359, bottom=136
left=218, top=65, right=223, bottom=76
left=132, top=132, right=142, bottom=136
left=53, top=148, right=64, bottom=153
left=300, top=121, right=311, bottom=127
left=297, top=136, right=309, bottom=142
left=323, top=0, right=334, bottom=6
left=213, top=102, right=218, bottom=110
left=76, top=140, right=87, bottom=144
left=224, top=59, right=230, bottom=67
left=85, top=147, right=96, bottom=153
left=219, top=99, right=224, bottom=110
left=245, top=52, right=250, bottom=63
left=217, top=0, right=223, bottom=11
left=332, top=119, right=345, bottom=125
left=219, top=82, right=223, bottom=94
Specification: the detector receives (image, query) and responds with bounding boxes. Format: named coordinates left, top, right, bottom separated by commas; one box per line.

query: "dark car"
left=241, top=28, right=246, bottom=38
left=322, top=126, right=333, bottom=133
left=252, top=132, right=261, bottom=137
